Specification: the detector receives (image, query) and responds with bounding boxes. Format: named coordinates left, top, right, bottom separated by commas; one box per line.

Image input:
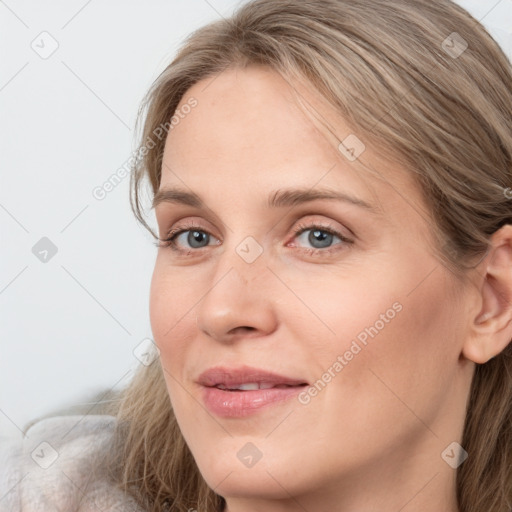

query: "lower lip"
left=201, top=385, right=307, bottom=417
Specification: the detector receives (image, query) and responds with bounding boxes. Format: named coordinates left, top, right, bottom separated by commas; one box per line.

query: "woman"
left=1, top=0, right=511, bottom=511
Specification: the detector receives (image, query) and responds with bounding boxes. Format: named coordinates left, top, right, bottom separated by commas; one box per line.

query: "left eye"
left=294, top=226, right=346, bottom=250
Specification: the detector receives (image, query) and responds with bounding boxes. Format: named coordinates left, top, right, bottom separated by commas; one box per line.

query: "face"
left=150, top=65, right=473, bottom=509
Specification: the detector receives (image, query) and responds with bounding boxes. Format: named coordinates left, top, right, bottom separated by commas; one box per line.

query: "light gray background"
left=1, top=0, right=511, bottom=440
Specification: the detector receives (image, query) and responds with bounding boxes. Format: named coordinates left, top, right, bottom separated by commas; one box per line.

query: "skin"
left=149, top=65, right=512, bottom=512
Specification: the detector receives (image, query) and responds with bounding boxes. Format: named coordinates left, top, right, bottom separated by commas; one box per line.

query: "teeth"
left=235, top=383, right=260, bottom=391
left=216, top=382, right=290, bottom=391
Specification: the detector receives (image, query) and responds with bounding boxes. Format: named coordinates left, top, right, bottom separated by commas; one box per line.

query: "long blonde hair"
left=103, top=1, right=512, bottom=510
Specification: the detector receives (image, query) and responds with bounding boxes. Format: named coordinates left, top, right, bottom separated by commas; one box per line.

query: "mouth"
left=197, top=365, right=309, bottom=390
left=213, top=382, right=308, bottom=391
left=196, top=365, right=310, bottom=416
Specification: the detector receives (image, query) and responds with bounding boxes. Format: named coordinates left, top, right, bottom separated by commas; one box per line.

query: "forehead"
left=160, top=65, right=425, bottom=219
left=164, top=66, right=340, bottom=177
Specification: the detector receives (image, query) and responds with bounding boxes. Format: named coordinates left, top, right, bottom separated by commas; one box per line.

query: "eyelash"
left=154, top=221, right=353, bottom=257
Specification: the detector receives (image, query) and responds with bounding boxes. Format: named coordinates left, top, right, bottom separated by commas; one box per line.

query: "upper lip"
left=197, top=365, right=309, bottom=388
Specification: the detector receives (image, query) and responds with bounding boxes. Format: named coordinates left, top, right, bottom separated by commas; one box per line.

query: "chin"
left=200, top=464, right=297, bottom=501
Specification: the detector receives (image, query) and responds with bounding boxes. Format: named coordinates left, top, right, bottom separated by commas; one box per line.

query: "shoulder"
left=0, top=414, right=145, bottom=512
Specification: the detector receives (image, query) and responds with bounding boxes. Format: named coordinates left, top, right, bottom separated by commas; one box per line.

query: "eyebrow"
left=152, top=186, right=379, bottom=213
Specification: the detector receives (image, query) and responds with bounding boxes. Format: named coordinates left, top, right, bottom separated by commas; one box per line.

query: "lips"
left=198, top=365, right=310, bottom=417
left=197, top=365, right=309, bottom=390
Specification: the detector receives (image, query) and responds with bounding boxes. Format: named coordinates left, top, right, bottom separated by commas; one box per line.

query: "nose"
left=194, top=248, right=278, bottom=343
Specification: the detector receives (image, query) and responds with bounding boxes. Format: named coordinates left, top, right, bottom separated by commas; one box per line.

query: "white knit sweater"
left=0, top=414, right=146, bottom=511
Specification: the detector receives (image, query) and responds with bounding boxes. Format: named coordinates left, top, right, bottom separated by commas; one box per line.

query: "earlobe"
left=461, top=224, right=512, bottom=364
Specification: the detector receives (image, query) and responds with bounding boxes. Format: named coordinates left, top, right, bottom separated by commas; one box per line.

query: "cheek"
left=149, top=267, right=207, bottom=443
left=297, top=261, right=461, bottom=411
left=333, top=269, right=462, bottom=423
left=276, top=263, right=405, bottom=363
left=149, top=263, right=193, bottom=371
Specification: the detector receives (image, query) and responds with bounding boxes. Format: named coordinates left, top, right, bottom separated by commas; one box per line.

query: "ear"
left=462, top=224, right=512, bottom=364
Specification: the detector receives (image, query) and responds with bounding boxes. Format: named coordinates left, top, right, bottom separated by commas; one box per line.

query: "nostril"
left=230, top=326, right=256, bottom=334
